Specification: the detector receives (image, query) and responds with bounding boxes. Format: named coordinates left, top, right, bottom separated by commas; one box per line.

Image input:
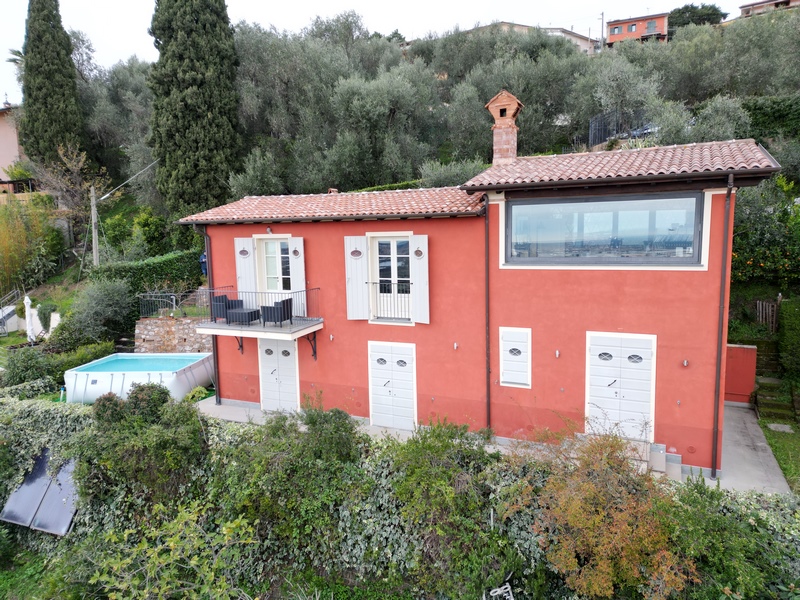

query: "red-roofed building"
left=180, top=90, right=779, bottom=478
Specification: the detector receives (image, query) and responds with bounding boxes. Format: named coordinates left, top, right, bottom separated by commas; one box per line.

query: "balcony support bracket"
left=234, top=336, right=244, bottom=354
left=304, top=331, right=317, bottom=361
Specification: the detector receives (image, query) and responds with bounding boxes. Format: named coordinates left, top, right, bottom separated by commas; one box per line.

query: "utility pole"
left=600, top=12, right=605, bottom=51
left=91, top=184, right=99, bottom=267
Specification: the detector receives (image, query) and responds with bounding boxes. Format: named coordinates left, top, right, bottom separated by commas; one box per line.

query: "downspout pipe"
left=484, top=195, right=491, bottom=429
left=711, top=174, right=734, bottom=479
left=194, top=224, right=221, bottom=406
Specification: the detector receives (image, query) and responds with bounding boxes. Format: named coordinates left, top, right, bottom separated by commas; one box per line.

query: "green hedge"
left=89, top=250, right=201, bottom=295
left=743, top=94, right=800, bottom=140
left=778, top=298, right=800, bottom=375
left=45, top=342, right=115, bottom=385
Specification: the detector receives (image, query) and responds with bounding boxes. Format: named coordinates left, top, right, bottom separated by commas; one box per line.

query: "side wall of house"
left=207, top=217, right=489, bottom=427
left=486, top=189, right=733, bottom=470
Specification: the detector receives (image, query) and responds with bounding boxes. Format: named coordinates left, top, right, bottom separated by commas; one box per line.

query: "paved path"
left=197, top=398, right=793, bottom=494
left=718, top=403, right=791, bottom=494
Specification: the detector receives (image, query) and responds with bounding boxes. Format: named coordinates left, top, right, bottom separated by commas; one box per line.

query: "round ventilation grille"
left=509, top=348, right=522, bottom=356
left=414, top=248, right=424, bottom=258
left=281, top=350, right=290, bottom=357
left=628, top=354, right=643, bottom=363
left=598, top=352, right=613, bottom=361
left=350, top=249, right=363, bottom=258
left=265, top=349, right=273, bottom=355
left=238, top=249, right=250, bottom=257
left=396, top=360, right=407, bottom=367
left=377, top=358, right=387, bottom=365
left=292, top=248, right=300, bottom=257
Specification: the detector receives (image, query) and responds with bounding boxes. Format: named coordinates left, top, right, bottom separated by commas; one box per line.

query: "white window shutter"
left=500, top=327, right=531, bottom=387
left=344, top=236, right=369, bottom=320
left=288, top=237, right=306, bottom=292
left=234, top=237, right=257, bottom=296
left=409, top=234, right=429, bottom=324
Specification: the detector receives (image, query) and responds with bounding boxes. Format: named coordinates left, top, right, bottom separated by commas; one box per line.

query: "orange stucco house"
left=180, top=90, right=779, bottom=478
left=607, top=13, right=669, bottom=47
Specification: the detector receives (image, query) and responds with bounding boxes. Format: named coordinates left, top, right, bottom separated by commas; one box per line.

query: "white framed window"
left=252, top=235, right=305, bottom=294
left=345, top=233, right=429, bottom=324
left=499, top=327, right=532, bottom=388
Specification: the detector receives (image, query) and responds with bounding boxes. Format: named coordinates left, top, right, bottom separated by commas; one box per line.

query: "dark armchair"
left=260, top=298, right=293, bottom=327
left=210, top=295, right=244, bottom=322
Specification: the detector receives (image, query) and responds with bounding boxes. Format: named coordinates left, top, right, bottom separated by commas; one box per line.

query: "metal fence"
left=139, top=287, right=321, bottom=326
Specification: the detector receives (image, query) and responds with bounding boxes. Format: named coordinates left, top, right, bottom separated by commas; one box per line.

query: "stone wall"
left=135, top=317, right=212, bottom=353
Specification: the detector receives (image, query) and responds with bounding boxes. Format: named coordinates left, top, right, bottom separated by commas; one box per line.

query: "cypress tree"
left=19, top=0, right=84, bottom=164
left=148, top=0, right=241, bottom=221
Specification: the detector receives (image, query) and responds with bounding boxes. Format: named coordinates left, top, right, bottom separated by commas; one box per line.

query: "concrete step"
left=756, top=376, right=783, bottom=391
left=665, top=453, right=683, bottom=481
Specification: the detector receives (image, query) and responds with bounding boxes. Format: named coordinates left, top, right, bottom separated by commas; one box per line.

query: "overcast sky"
left=2, top=0, right=745, bottom=106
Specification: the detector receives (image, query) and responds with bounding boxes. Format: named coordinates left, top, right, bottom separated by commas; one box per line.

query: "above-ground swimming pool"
left=65, top=353, right=213, bottom=404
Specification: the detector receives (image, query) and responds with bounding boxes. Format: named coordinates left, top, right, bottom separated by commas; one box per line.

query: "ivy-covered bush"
left=0, top=376, right=57, bottom=400
left=89, top=250, right=201, bottom=296
left=779, top=298, right=800, bottom=375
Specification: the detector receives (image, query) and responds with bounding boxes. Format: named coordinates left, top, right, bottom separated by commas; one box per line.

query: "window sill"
left=368, top=318, right=415, bottom=327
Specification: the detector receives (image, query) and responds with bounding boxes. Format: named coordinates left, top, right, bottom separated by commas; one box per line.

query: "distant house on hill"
left=0, top=101, right=25, bottom=182
left=607, top=13, right=669, bottom=47
left=740, top=0, right=800, bottom=17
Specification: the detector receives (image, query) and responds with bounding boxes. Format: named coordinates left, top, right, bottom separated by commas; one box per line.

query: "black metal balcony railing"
left=139, top=288, right=321, bottom=329
left=370, top=281, right=411, bottom=321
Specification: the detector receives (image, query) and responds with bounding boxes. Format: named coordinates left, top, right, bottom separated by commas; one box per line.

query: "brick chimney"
left=485, top=90, right=524, bottom=166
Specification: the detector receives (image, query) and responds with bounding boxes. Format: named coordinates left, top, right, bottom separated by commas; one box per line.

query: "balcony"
left=139, top=288, right=323, bottom=340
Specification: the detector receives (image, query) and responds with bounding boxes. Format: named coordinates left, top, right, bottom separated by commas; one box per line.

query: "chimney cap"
left=485, top=90, right=524, bottom=124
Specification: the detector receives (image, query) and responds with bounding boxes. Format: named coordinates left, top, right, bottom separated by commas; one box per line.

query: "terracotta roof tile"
left=462, top=139, right=780, bottom=190
left=178, top=187, right=483, bottom=224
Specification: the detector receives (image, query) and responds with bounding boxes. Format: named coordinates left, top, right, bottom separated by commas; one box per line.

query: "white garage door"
left=369, top=342, right=416, bottom=430
left=259, top=338, right=299, bottom=412
left=587, top=333, right=655, bottom=441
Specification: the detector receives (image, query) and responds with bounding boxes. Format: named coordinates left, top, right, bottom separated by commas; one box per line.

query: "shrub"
left=93, top=392, right=125, bottom=425
left=73, top=386, right=207, bottom=503
left=125, top=382, right=172, bottom=424
left=386, top=421, right=513, bottom=597
left=67, top=279, right=136, bottom=341
left=37, top=302, right=57, bottom=332
left=89, top=503, right=256, bottom=599
left=89, top=250, right=201, bottom=296
left=418, top=158, right=487, bottom=188
left=182, top=386, right=210, bottom=403
left=536, top=433, right=693, bottom=599
left=0, top=376, right=57, bottom=400
left=44, top=313, right=92, bottom=353
left=3, top=346, right=49, bottom=386
left=779, top=298, right=800, bottom=376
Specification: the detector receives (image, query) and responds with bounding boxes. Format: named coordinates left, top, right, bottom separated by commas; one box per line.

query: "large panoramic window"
left=506, top=194, right=703, bottom=265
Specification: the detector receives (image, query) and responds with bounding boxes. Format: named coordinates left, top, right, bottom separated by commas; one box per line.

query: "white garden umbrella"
left=24, top=295, right=35, bottom=343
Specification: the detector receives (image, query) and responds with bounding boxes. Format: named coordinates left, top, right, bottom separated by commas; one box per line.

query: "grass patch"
left=759, top=417, right=800, bottom=493
left=0, top=332, right=28, bottom=370
left=0, top=551, right=48, bottom=599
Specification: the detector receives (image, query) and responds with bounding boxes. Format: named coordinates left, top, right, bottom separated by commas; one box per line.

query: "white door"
left=586, top=333, right=655, bottom=441
left=369, top=343, right=415, bottom=430
left=259, top=339, right=298, bottom=412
